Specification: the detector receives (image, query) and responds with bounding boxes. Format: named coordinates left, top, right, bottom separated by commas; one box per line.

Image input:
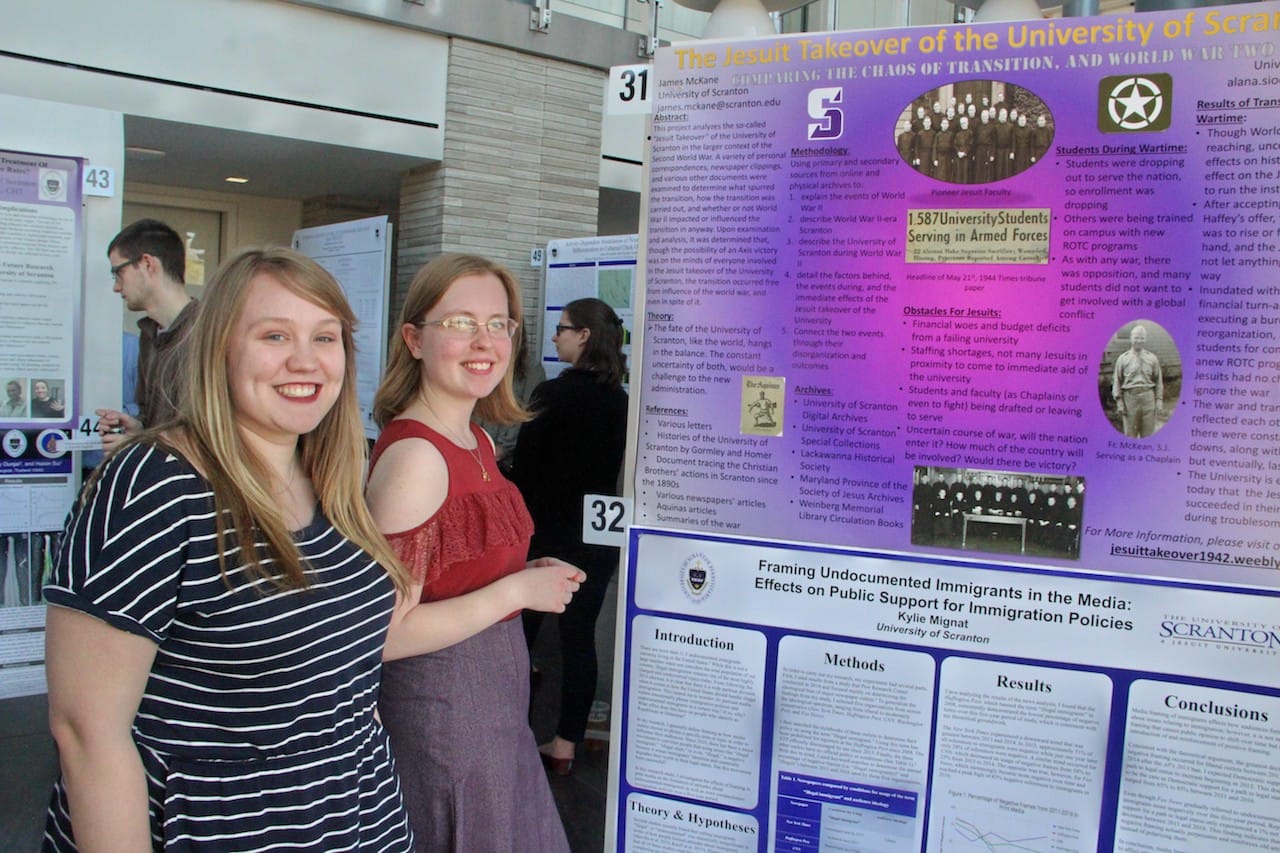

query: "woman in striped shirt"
left=42, top=248, right=580, bottom=851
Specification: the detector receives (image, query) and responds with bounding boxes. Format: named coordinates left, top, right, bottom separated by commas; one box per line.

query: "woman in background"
left=367, top=253, right=580, bottom=852
left=480, top=324, right=545, bottom=477
left=30, top=380, right=65, bottom=418
left=512, top=297, right=629, bottom=775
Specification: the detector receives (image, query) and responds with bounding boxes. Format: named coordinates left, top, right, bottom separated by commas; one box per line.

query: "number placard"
left=82, top=166, right=116, bottom=197
left=606, top=64, right=653, bottom=115
left=582, top=494, right=633, bottom=547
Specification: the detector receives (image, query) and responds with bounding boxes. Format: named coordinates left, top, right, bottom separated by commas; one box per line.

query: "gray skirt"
left=379, top=617, right=569, bottom=853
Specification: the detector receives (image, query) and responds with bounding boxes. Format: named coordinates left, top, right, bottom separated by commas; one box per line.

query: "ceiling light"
left=224, top=176, right=249, bottom=184
left=125, top=146, right=166, bottom=161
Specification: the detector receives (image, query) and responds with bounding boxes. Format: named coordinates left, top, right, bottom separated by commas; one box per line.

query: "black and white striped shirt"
left=44, top=443, right=413, bottom=851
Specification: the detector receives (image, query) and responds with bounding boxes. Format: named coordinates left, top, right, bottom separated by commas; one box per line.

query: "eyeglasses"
left=110, top=258, right=140, bottom=282
left=555, top=324, right=583, bottom=335
left=418, top=316, right=519, bottom=339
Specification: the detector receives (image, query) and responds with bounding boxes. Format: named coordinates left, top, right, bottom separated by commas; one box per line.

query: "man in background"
left=96, top=219, right=195, bottom=451
left=1112, top=324, right=1163, bottom=438
left=1, top=380, right=25, bottom=418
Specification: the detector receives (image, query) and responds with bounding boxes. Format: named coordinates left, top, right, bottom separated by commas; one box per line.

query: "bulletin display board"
left=613, top=5, right=1280, bottom=852
left=0, top=149, right=82, bottom=698
left=542, top=235, right=638, bottom=380
left=293, top=216, right=392, bottom=439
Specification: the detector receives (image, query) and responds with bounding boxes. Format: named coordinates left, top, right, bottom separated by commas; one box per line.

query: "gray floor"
left=0, top=693, right=57, bottom=852
left=0, top=577, right=617, bottom=852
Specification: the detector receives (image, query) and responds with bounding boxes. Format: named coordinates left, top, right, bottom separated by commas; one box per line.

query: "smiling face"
left=33, top=381, right=49, bottom=401
left=406, top=272, right=513, bottom=407
left=225, top=273, right=345, bottom=454
left=6, top=381, right=19, bottom=402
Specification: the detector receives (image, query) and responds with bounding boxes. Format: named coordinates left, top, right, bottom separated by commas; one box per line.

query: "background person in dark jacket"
left=513, top=297, right=628, bottom=775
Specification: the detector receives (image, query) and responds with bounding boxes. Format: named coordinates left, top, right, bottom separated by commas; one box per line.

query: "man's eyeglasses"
left=555, top=324, right=583, bottom=335
left=110, top=258, right=139, bottom=282
left=418, top=316, right=520, bottom=339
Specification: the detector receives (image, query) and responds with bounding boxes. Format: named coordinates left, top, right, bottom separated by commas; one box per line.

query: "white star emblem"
left=1107, top=76, right=1165, bottom=130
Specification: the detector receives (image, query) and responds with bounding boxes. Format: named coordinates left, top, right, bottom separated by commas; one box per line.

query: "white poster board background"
left=543, top=235, right=638, bottom=380
left=619, top=527, right=1280, bottom=852
left=292, top=216, right=392, bottom=439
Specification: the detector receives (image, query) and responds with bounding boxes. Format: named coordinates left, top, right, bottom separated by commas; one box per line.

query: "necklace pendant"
left=481, top=469, right=491, bottom=482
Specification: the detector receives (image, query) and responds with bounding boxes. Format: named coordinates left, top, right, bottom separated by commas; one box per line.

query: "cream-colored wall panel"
left=125, top=183, right=302, bottom=256
left=0, top=0, right=445, bottom=158
left=0, top=0, right=447, bottom=127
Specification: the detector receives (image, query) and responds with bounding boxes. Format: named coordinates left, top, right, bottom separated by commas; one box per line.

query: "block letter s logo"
left=807, top=87, right=844, bottom=141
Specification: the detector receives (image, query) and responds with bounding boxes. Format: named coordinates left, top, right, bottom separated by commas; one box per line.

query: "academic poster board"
left=0, top=149, right=81, bottom=431
left=543, top=235, right=638, bottom=380
left=0, top=149, right=83, bottom=698
left=615, top=6, right=1280, bottom=851
left=293, top=216, right=392, bottom=439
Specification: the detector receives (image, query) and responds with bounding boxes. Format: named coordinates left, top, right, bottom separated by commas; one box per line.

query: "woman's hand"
left=517, top=558, right=585, bottom=613
left=95, top=408, right=142, bottom=453
left=383, top=561, right=585, bottom=661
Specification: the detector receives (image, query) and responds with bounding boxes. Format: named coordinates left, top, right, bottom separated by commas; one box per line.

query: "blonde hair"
left=374, top=253, right=528, bottom=428
left=176, top=247, right=410, bottom=594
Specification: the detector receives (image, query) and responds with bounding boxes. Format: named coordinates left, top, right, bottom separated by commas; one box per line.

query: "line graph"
left=944, top=816, right=1048, bottom=853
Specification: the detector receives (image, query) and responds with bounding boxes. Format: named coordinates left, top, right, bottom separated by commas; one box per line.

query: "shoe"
left=539, top=749, right=574, bottom=777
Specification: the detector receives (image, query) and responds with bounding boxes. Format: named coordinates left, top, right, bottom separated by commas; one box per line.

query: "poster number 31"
left=607, top=64, right=652, bottom=115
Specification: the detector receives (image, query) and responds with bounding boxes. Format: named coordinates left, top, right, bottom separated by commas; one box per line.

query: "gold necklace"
left=418, top=393, right=490, bottom=482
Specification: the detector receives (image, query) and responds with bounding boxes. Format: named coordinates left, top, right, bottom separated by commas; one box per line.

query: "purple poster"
left=637, top=6, right=1280, bottom=587
left=617, top=6, right=1280, bottom=852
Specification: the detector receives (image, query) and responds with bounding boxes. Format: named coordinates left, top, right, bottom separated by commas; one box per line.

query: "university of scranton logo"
left=1159, top=614, right=1280, bottom=656
left=806, top=87, right=844, bottom=141
left=679, top=552, right=715, bottom=604
left=3, top=429, right=27, bottom=458
left=38, top=168, right=68, bottom=202
left=1098, top=73, right=1172, bottom=133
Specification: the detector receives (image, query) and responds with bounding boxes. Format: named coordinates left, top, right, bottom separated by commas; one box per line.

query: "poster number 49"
left=583, top=495, right=633, bottom=546
left=607, top=64, right=653, bottom=116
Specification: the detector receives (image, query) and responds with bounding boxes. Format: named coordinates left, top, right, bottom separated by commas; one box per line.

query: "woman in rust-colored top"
left=367, top=253, right=582, bottom=852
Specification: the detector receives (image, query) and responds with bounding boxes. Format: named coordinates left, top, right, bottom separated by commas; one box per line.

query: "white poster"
left=292, top=216, right=392, bottom=439
left=543, top=235, right=637, bottom=380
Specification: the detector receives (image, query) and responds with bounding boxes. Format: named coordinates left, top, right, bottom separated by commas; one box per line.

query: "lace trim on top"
left=383, top=482, right=534, bottom=597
